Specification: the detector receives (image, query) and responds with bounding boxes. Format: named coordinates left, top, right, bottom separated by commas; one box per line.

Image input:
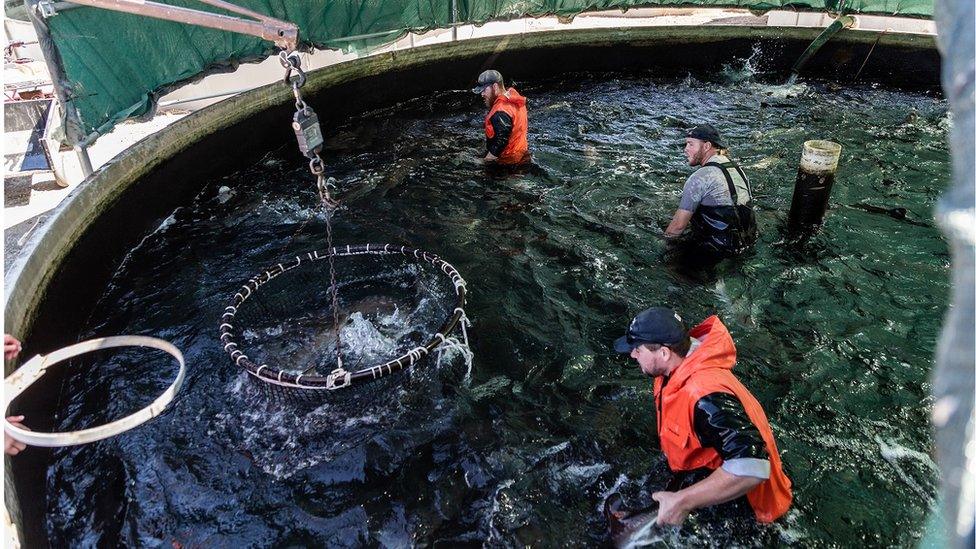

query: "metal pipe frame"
left=61, top=0, right=299, bottom=51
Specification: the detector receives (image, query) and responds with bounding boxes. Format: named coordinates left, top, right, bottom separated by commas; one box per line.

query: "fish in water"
left=343, top=156, right=422, bottom=204
left=746, top=154, right=781, bottom=170
left=583, top=143, right=601, bottom=165
left=542, top=100, right=571, bottom=111
left=604, top=493, right=664, bottom=548
left=846, top=203, right=932, bottom=227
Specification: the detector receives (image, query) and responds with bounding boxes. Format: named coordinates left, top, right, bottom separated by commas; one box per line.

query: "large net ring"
left=219, top=244, right=468, bottom=393
left=3, top=336, right=186, bottom=447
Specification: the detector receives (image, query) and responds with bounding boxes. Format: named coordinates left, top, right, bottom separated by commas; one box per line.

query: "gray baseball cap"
left=472, top=70, right=504, bottom=94
left=685, top=124, right=726, bottom=149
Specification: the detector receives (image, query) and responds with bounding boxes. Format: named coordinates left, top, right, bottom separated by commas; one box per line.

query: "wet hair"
left=642, top=336, right=692, bottom=358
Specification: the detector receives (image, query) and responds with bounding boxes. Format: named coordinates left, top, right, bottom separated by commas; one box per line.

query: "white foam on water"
left=875, top=435, right=938, bottom=501
left=375, top=504, right=410, bottom=548
left=875, top=436, right=938, bottom=470
left=238, top=406, right=360, bottom=478
left=228, top=372, right=247, bottom=396
left=343, top=413, right=382, bottom=428
left=755, top=82, right=809, bottom=99
left=154, top=209, right=180, bottom=233
left=341, top=311, right=399, bottom=360
left=550, top=462, right=612, bottom=492
left=217, top=185, right=233, bottom=204
left=719, top=44, right=762, bottom=84
left=773, top=509, right=811, bottom=544
left=597, top=473, right=632, bottom=514
left=486, top=479, right=516, bottom=545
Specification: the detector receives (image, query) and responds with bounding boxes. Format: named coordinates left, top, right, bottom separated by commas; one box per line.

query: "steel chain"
left=280, top=50, right=343, bottom=370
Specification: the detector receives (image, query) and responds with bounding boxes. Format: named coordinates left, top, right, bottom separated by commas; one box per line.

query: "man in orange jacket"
left=472, top=70, right=530, bottom=165
left=613, top=307, right=792, bottom=526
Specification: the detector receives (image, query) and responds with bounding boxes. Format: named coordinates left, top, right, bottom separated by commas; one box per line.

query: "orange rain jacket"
left=653, top=316, right=793, bottom=522
left=484, top=88, right=529, bottom=164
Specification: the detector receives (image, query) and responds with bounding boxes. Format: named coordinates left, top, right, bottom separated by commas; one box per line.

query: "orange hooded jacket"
left=484, top=88, right=529, bottom=164
left=653, top=316, right=793, bottom=523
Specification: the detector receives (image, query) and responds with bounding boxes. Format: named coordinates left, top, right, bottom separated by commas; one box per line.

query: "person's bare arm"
left=664, top=209, right=693, bottom=239
left=652, top=467, right=763, bottom=525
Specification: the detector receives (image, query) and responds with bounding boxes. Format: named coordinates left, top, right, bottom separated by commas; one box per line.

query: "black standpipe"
left=788, top=140, right=843, bottom=232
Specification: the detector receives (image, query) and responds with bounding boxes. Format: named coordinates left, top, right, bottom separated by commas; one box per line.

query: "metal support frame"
left=52, top=0, right=299, bottom=51
left=451, top=0, right=458, bottom=41
left=26, top=0, right=300, bottom=147
left=74, top=145, right=93, bottom=177
left=157, top=87, right=252, bottom=108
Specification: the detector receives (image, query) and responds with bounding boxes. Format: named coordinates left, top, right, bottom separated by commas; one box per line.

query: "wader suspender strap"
left=734, top=165, right=754, bottom=198
left=704, top=161, right=745, bottom=231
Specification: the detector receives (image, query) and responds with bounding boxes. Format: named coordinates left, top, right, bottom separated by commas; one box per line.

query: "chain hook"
left=279, top=50, right=307, bottom=89
left=315, top=171, right=339, bottom=209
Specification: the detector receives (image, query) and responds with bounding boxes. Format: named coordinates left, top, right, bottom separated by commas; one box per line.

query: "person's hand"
left=4, top=335, right=21, bottom=361
left=484, top=152, right=498, bottom=162
left=5, top=416, right=28, bottom=456
left=652, top=490, right=689, bottom=526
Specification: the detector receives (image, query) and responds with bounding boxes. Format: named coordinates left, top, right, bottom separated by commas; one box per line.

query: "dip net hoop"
left=219, top=243, right=470, bottom=393
left=3, top=336, right=185, bottom=447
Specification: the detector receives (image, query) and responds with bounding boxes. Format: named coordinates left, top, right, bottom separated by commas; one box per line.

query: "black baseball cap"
left=472, top=70, right=504, bottom=94
left=613, top=307, right=688, bottom=353
left=685, top=124, right=726, bottom=149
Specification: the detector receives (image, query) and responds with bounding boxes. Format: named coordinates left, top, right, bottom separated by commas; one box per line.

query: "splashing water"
left=44, top=71, right=949, bottom=546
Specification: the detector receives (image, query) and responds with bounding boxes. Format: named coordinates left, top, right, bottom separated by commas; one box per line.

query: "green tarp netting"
left=27, top=0, right=933, bottom=146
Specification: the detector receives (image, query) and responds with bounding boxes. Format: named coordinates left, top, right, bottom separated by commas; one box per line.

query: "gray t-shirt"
left=678, top=154, right=746, bottom=212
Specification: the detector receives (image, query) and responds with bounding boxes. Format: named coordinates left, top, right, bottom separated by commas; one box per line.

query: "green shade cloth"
left=29, top=0, right=934, bottom=146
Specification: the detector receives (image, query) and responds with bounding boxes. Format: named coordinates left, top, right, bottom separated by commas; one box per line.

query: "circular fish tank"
left=4, top=27, right=947, bottom=546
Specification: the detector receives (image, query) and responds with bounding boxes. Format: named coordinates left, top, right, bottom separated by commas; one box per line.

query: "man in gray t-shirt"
left=664, top=125, right=758, bottom=256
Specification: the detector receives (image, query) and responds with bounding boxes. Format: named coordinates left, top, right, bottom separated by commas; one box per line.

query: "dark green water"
left=45, top=67, right=950, bottom=546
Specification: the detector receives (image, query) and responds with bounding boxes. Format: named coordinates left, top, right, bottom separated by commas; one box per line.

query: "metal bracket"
left=326, top=367, right=350, bottom=389
left=36, top=0, right=58, bottom=17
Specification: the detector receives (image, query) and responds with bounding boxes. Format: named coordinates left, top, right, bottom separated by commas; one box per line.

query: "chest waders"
left=690, top=161, right=758, bottom=255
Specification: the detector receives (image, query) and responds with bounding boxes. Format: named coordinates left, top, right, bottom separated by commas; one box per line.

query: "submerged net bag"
left=219, top=244, right=471, bottom=404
